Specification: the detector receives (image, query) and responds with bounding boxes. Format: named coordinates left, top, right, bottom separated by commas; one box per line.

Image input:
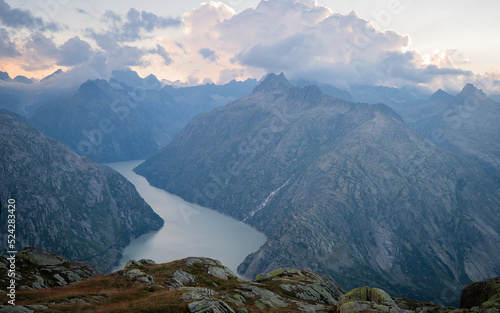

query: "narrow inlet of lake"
left=107, top=160, right=267, bottom=275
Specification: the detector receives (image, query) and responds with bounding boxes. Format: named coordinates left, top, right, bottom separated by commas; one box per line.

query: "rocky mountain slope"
left=1, top=248, right=498, bottom=312
left=402, top=84, right=500, bottom=172
left=0, top=109, right=163, bottom=272
left=136, top=73, right=500, bottom=305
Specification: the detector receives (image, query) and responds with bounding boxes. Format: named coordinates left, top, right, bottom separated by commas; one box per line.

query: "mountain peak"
left=78, top=79, right=107, bottom=100
left=459, top=83, right=486, bottom=99
left=144, top=74, right=161, bottom=90
left=111, top=68, right=143, bottom=87
left=0, top=71, right=12, bottom=81
left=13, top=75, right=33, bottom=84
left=41, top=69, right=63, bottom=82
left=253, top=72, right=292, bottom=93
left=429, top=88, right=452, bottom=101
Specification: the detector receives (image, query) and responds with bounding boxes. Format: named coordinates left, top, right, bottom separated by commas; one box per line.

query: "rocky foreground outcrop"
left=1, top=249, right=498, bottom=313
left=0, top=247, right=101, bottom=290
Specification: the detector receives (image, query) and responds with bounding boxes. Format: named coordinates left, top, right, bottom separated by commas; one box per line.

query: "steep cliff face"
left=0, top=110, right=163, bottom=273
left=136, top=74, right=500, bottom=304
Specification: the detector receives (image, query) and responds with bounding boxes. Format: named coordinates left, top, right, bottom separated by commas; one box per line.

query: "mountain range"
left=0, top=69, right=257, bottom=162
left=401, top=84, right=500, bottom=173
left=1, top=67, right=499, bottom=305
left=135, top=73, right=500, bottom=305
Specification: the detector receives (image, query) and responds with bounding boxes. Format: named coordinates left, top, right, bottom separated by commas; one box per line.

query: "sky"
left=1, top=0, right=499, bottom=92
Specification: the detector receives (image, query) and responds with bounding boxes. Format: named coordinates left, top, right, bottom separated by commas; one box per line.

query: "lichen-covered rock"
left=256, top=268, right=299, bottom=282
left=394, top=297, right=452, bottom=312
left=171, top=270, right=197, bottom=287
left=124, top=259, right=157, bottom=269
left=124, top=268, right=154, bottom=285
left=0, top=247, right=101, bottom=290
left=181, top=287, right=217, bottom=301
left=188, top=300, right=235, bottom=313
left=16, top=248, right=66, bottom=266
left=238, top=283, right=288, bottom=308
left=256, top=267, right=343, bottom=307
left=337, top=286, right=412, bottom=313
left=460, top=277, right=500, bottom=310
left=124, top=260, right=145, bottom=269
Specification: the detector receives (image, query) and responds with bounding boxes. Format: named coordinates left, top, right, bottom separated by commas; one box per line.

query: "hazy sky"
left=1, top=0, right=499, bottom=91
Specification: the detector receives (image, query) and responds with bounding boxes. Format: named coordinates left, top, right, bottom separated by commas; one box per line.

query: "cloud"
left=103, top=10, right=122, bottom=23
left=0, top=28, right=20, bottom=57
left=0, top=0, right=59, bottom=31
left=199, top=48, right=218, bottom=62
left=20, top=33, right=95, bottom=71
left=108, top=45, right=145, bottom=67
left=156, top=0, right=474, bottom=89
left=96, top=8, right=181, bottom=45
left=88, top=29, right=119, bottom=51
left=150, top=44, right=172, bottom=65
left=57, top=36, right=93, bottom=66
left=21, top=32, right=59, bottom=70
left=0, top=0, right=485, bottom=90
left=76, top=8, right=90, bottom=16
left=83, top=8, right=180, bottom=71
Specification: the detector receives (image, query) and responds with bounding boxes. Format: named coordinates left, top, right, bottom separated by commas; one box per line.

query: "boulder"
left=337, top=286, right=412, bottom=313
left=460, top=277, right=500, bottom=311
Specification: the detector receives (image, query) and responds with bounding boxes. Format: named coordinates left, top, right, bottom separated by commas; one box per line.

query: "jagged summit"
left=77, top=79, right=108, bottom=100
left=253, top=72, right=292, bottom=93
left=459, top=83, right=486, bottom=99
left=144, top=74, right=161, bottom=89
left=111, top=68, right=144, bottom=87
left=0, top=71, right=12, bottom=81
left=253, top=73, right=326, bottom=102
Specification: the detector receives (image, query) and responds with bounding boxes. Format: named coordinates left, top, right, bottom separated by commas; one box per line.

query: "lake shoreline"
left=106, top=160, right=267, bottom=274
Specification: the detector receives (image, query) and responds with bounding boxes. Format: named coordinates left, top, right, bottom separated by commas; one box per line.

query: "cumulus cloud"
left=19, top=33, right=95, bottom=71
left=156, top=0, right=474, bottom=89
left=0, top=0, right=58, bottom=31
left=21, top=32, right=59, bottom=70
left=83, top=8, right=180, bottom=72
left=0, top=0, right=484, bottom=90
left=94, top=8, right=181, bottom=45
left=57, top=36, right=93, bottom=66
left=0, top=28, right=20, bottom=57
